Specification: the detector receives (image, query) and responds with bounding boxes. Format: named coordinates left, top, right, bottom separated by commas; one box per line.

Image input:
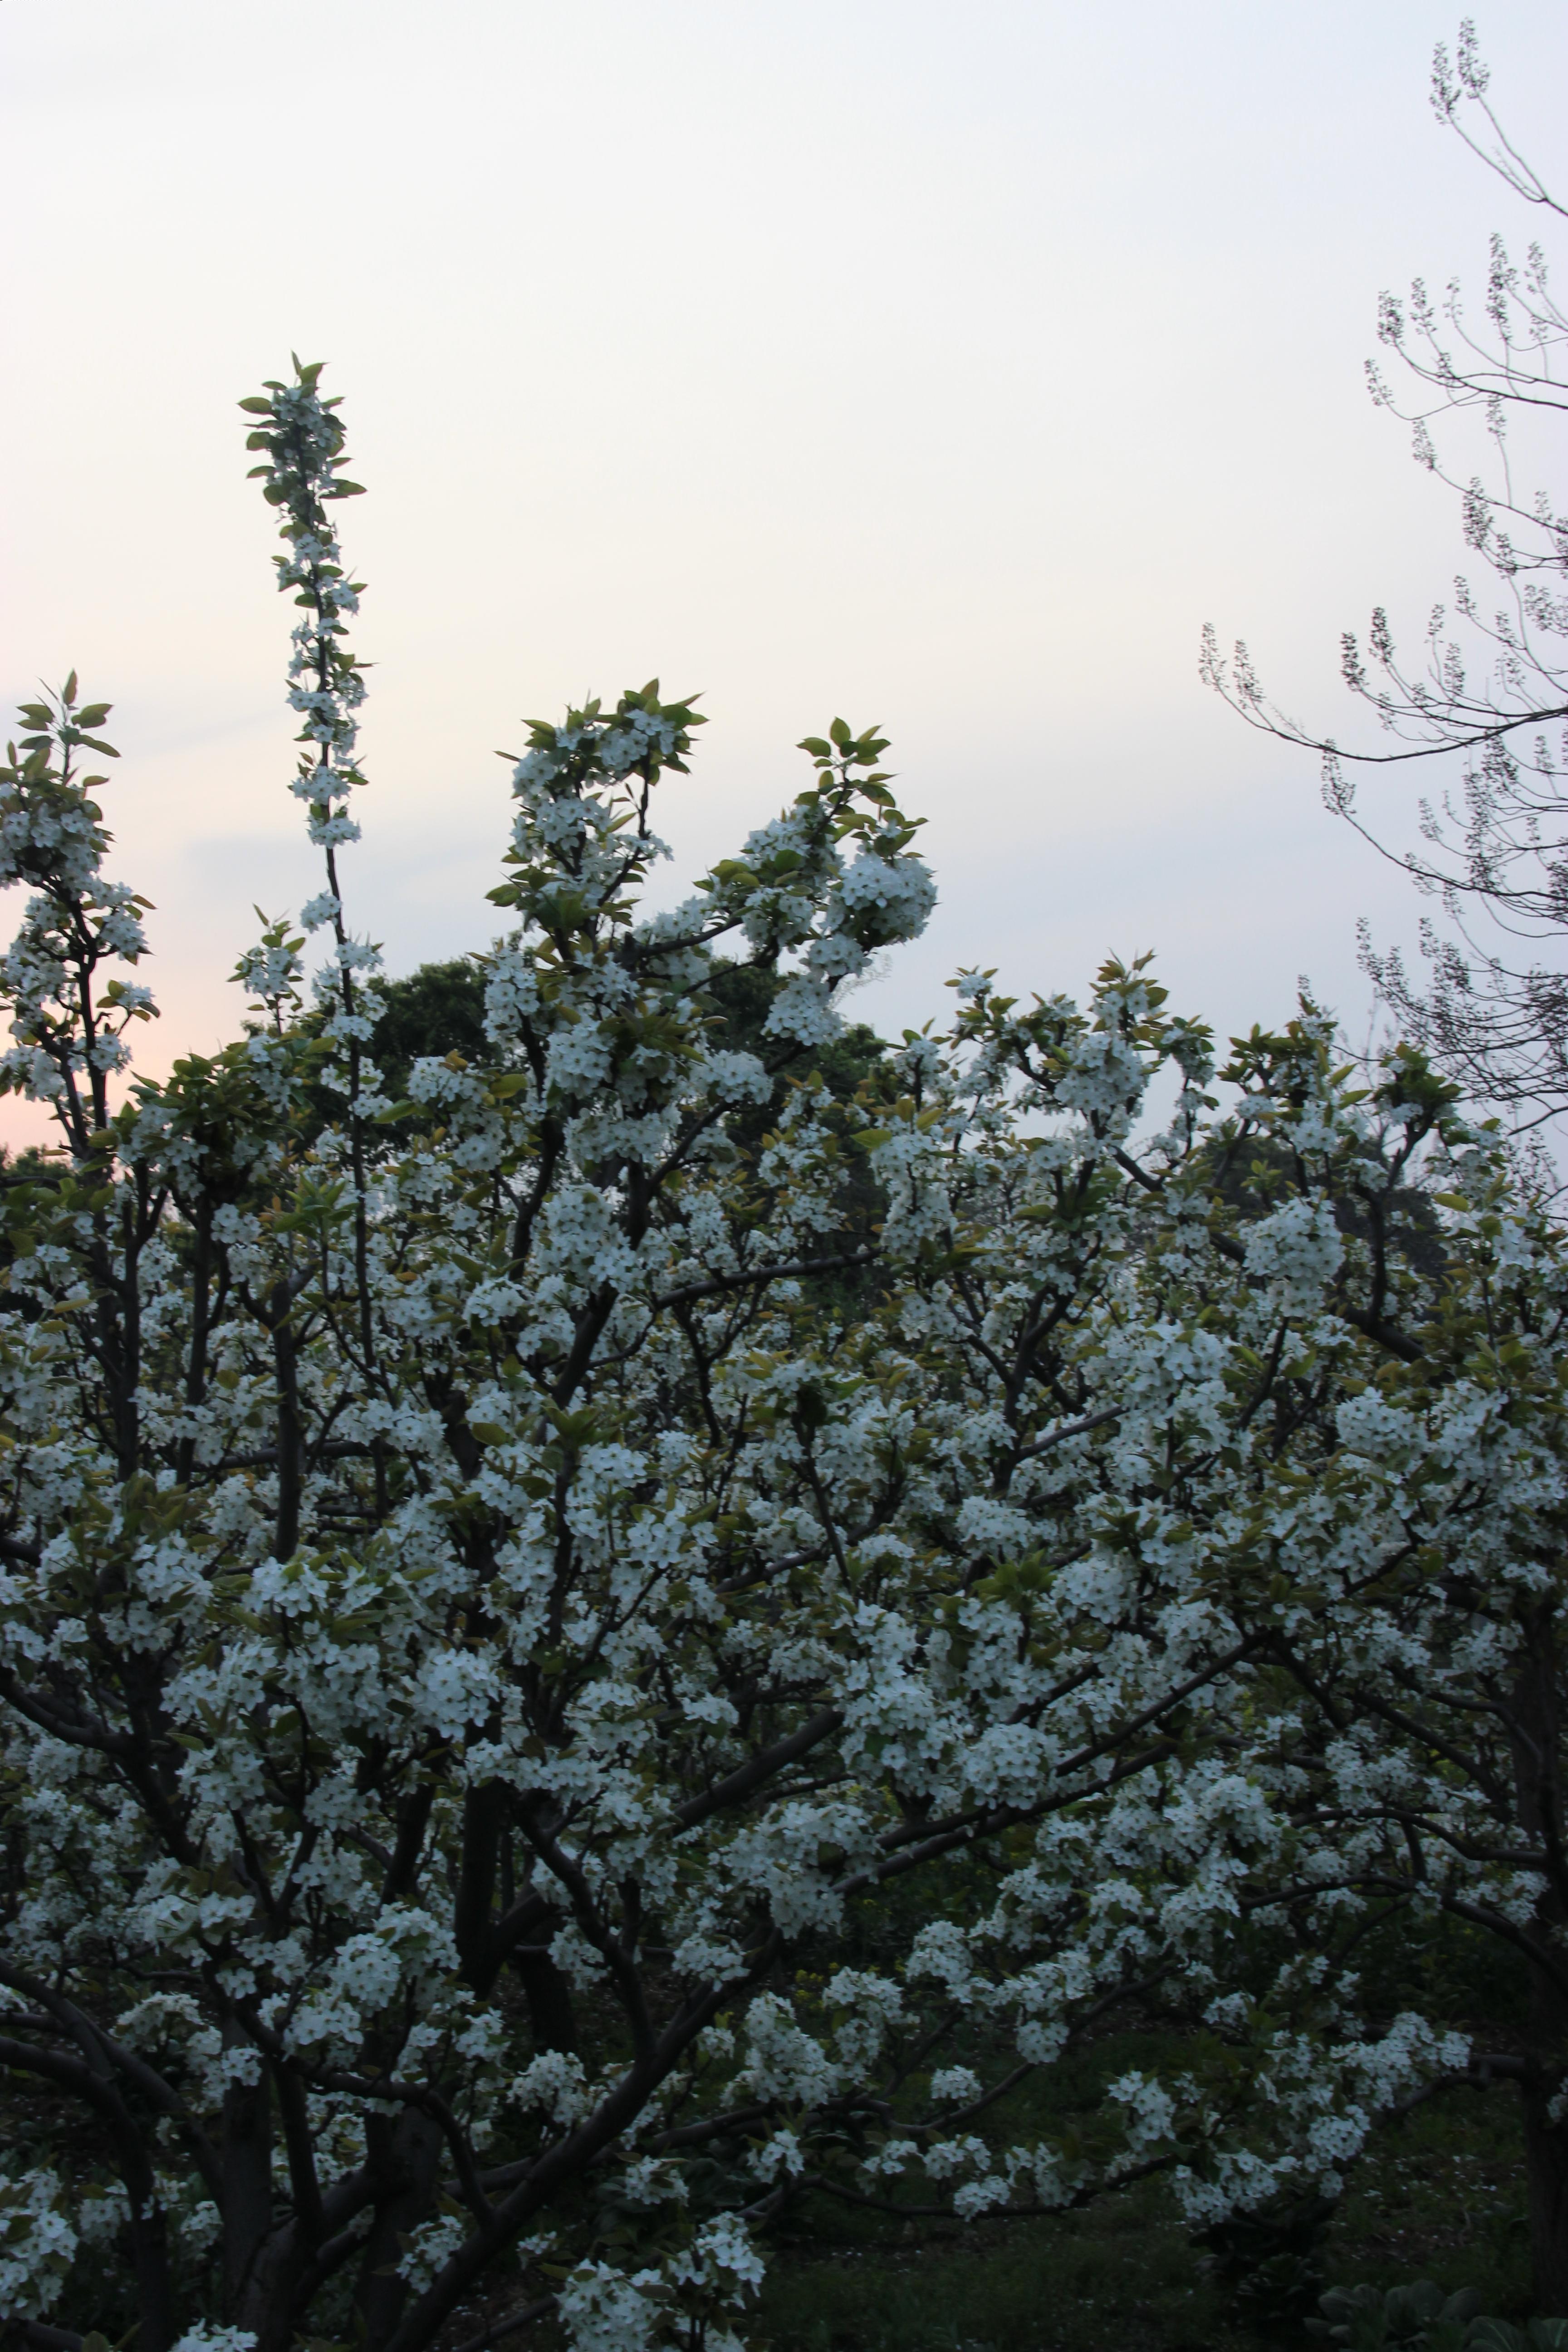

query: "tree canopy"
left=4, top=362, right=1568, bottom=2352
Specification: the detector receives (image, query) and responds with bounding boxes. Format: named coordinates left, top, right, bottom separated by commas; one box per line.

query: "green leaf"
left=1471, top=2323, right=1527, bottom=2352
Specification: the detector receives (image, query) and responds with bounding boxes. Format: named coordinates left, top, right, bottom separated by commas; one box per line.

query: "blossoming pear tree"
left=1179, top=1019, right=1568, bottom=2315
left=0, top=364, right=1565, bottom=2350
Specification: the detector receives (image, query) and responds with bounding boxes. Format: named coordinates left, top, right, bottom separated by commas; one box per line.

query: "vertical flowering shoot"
left=0, top=676, right=156, bottom=1155
left=241, top=360, right=385, bottom=1393
left=240, top=358, right=383, bottom=1098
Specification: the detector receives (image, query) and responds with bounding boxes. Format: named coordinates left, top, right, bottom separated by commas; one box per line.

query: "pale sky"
left=4, top=1, right=1566, bottom=1147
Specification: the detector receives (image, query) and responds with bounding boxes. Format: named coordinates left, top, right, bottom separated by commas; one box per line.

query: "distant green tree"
left=371, top=957, right=489, bottom=1098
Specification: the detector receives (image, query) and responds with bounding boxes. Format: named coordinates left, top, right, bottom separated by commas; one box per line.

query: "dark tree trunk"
left=513, top=1944, right=579, bottom=2053
left=272, top=1304, right=302, bottom=1558
left=354, top=2106, right=445, bottom=2352
left=1523, top=2075, right=1568, bottom=2315
left=128, top=2195, right=176, bottom=2352
left=221, top=2046, right=274, bottom=2317
left=1510, top=1610, right=1568, bottom=2311
left=454, top=1780, right=507, bottom=1987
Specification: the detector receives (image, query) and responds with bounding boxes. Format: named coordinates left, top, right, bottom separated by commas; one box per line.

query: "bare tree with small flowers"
left=1205, top=22, right=1568, bottom=1127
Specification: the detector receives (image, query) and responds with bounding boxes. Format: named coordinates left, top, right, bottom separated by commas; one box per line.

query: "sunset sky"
left=4, top=0, right=1565, bottom=1145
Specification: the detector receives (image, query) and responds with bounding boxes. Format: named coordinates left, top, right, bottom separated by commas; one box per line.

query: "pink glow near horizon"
left=4, top=0, right=1566, bottom=1154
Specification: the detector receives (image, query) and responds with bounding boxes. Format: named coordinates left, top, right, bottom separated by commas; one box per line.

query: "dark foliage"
left=372, top=956, right=490, bottom=1097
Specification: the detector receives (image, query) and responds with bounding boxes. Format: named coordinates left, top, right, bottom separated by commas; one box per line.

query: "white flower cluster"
left=0, top=2170, right=77, bottom=2323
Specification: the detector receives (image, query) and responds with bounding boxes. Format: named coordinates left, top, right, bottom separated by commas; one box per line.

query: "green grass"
left=1333, top=2082, right=1529, bottom=2307
left=749, top=2063, right=1531, bottom=2352
left=755, top=2179, right=1235, bottom=2352
left=430, top=2018, right=1531, bottom=2350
